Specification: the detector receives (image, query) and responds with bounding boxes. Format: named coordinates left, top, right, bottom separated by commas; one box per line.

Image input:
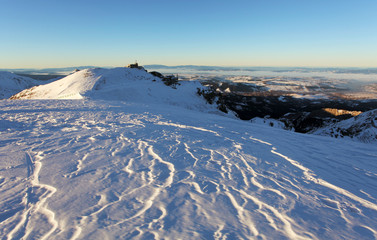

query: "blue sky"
left=1, top=0, right=376, bottom=68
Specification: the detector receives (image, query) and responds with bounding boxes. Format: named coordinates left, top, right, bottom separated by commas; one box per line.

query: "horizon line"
left=2, top=64, right=377, bottom=70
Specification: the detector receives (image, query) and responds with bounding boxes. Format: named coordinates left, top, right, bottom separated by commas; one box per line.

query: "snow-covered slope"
left=10, top=67, right=216, bottom=113
left=1, top=99, right=377, bottom=239
left=312, top=109, right=377, bottom=143
left=251, top=117, right=288, bottom=130
left=0, top=71, right=39, bottom=99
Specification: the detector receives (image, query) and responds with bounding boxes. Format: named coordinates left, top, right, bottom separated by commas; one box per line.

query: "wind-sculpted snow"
left=1, top=100, right=377, bottom=239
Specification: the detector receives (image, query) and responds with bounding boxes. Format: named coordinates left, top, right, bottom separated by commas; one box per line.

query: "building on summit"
left=127, top=62, right=146, bottom=71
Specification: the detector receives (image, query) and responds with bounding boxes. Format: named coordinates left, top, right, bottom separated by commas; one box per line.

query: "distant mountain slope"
left=0, top=66, right=97, bottom=75
left=0, top=71, right=39, bottom=99
left=10, top=67, right=216, bottom=113
left=311, top=109, right=377, bottom=142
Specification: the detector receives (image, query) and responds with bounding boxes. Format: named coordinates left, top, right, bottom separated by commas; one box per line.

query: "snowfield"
left=1, top=68, right=377, bottom=239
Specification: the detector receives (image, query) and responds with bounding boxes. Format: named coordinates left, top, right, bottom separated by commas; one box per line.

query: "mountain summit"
left=10, top=67, right=214, bottom=112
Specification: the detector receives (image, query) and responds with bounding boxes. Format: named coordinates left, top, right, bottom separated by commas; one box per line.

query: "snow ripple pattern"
left=2, top=152, right=58, bottom=240
left=1, top=100, right=377, bottom=239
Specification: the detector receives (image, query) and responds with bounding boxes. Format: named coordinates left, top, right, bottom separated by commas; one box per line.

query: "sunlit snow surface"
left=1, top=99, right=377, bottom=240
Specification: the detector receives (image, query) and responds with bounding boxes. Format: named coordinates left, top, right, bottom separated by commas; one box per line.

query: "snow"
left=312, top=109, right=377, bottom=143
left=288, top=93, right=330, bottom=99
left=1, top=68, right=377, bottom=239
left=0, top=71, right=39, bottom=99
left=10, top=68, right=219, bottom=114
left=251, top=117, right=288, bottom=130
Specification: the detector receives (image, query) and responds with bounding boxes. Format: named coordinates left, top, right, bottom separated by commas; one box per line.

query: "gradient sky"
left=1, top=0, right=376, bottom=68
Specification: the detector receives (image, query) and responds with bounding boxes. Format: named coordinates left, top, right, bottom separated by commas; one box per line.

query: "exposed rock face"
left=279, top=108, right=363, bottom=133
left=149, top=71, right=179, bottom=88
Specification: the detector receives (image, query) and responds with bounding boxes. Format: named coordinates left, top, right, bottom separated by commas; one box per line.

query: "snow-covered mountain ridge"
left=312, top=109, right=377, bottom=142
left=0, top=71, right=40, bottom=99
left=251, top=109, right=377, bottom=143
left=10, top=67, right=217, bottom=113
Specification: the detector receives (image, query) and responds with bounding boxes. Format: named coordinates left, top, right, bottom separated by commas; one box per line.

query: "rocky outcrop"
left=311, top=109, right=377, bottom=143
